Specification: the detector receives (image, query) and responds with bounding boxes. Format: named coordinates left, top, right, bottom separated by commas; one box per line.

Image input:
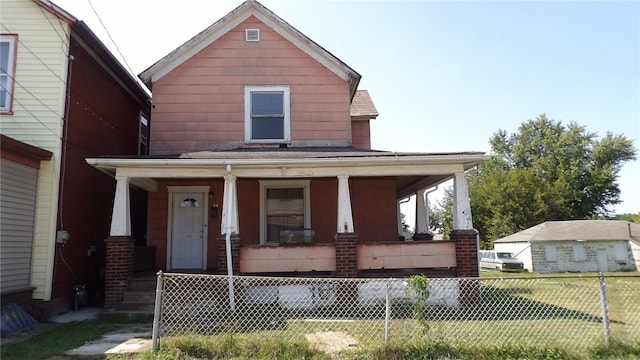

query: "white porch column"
left=453, top=172, right=473, bottom=230
left=221, top=172, right=239, bottom=235
left=221, top=168, right=238, bottom=310
left=110, top=175, right=131, bottom=236
left=415, top=189, right=428, bottom=234
left=337, top=175, right=354, bottom=233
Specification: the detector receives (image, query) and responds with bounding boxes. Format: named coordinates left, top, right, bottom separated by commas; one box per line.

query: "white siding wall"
left=1, top=0, right=70, bottom=300
left=531, top=241, right=636, bottom=274
left=493, top=242, right=533, bottom=272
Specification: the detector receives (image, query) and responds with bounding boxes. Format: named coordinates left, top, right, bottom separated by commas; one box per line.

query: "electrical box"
left=56, top=230, right=69, bottom=244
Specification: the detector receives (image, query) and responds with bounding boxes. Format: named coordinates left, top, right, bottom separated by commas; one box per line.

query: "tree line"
left=427, top=114, right=637, bottom=249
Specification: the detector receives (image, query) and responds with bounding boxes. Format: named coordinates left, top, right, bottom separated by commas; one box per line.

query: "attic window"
left=246, top=29, right=260, bottom=42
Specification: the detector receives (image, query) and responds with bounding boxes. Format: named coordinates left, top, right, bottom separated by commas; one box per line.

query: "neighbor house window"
left=259, top=180, right=310, bottom=244
left=245, top=85, right=290, bottom=143
left=545, top=245, right=557, bottom=262
left=614, top=243, right=627, bottom=262
left=1, top=34, right=17, bottom=114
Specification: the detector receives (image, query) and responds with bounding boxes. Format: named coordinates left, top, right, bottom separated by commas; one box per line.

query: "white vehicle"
left=479, top=250, right=525, bottom=272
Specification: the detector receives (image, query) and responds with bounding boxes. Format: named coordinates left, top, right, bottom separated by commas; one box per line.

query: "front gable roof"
left=139, top=0, right=361, bottom=98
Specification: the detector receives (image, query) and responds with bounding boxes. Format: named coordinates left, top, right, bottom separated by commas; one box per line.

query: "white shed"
left=494, top=220, right=640, bottom=274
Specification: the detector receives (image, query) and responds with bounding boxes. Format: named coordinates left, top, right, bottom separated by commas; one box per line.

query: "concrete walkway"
left=50, top=307, right=153, bottom=356
left=64, top=326, right=152, bottom=356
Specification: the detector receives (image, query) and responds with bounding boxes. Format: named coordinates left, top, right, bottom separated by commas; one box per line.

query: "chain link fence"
left=151, top=272, right=639, bottom=352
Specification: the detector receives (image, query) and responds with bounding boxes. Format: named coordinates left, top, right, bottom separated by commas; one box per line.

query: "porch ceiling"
left=395, top=174, right=451, bottom=200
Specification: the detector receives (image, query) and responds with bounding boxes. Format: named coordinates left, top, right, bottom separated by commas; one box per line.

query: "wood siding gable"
left=139, top=0, right=360, bottom=97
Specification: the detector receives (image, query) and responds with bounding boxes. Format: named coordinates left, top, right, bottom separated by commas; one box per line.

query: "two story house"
left=1, top=0, right=150, bottom=317
left=86, top=0, right=487, bottom=307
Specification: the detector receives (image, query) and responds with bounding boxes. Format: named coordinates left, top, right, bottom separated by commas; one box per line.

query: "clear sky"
left=54, top=0, right=639, bottom=218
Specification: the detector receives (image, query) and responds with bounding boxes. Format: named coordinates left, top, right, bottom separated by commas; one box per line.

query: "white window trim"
left=259, top=180, right=310, bottom=245
left=1, top=34, right=18, bottom=114
left=244, top=85, right=290, bottom=143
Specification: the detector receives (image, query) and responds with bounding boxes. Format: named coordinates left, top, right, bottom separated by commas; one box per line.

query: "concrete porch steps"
left=112, top=274, right=157, bottom=314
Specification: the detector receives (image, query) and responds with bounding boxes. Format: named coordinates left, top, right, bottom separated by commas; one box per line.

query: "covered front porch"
left=88, top=150, right=487, bottom=307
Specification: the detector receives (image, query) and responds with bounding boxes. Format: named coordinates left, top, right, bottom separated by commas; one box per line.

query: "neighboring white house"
left=494, top=220, right=640, bottom=274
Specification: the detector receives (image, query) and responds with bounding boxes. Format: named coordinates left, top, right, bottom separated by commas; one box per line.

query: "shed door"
left=171, top=192, right=206, bottom=269
left=0, top=159, right=38, bottom=293
left=597, top=250, right=608, bottom=272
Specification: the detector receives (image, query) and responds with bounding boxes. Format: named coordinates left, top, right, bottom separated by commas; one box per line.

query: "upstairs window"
left=245, top=85, right=290, bottom=143
left=1, top=34, right=17, bottom=114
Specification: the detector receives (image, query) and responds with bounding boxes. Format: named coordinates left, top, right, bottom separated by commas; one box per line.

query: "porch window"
left=1, top=34, right=17, bottom=114
left=260, top=180, right=310, bottom=244
left=245, top=85, right=290, bottom=143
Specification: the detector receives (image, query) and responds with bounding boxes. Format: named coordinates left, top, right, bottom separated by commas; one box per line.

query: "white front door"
left=171, top=192, right=206, bottom=269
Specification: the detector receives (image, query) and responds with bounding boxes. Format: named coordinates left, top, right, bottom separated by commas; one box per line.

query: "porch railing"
left=238, top=241, right=456, bottom=273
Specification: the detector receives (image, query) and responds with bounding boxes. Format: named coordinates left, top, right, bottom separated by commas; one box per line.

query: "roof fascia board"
left=139, top=1, right=360, bottom=95
left=1, top=134, right=53, bottom=161
left=87, top=154, right=487, bottom=179
left=252, top=10, right=353, bottom=82
left=33, top=0, right=77, bottom=24
left=108, top=162, right=466, bottom=179
left=141, top=8, right=249, bottom=87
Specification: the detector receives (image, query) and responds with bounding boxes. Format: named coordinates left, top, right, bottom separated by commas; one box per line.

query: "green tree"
left=442, top=115, right=636, bottom=248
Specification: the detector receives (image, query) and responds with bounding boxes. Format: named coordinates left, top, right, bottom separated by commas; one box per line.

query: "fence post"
left=384, top=280, right=391, bottom=346
left=598, top=272, right=610, bottom=346
left=151, top=270, right=164, bottom=352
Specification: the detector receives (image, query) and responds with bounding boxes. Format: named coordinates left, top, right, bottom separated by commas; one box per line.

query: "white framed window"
left=1, top=34, right=18, bottom=114
left=259, top=180, right=310, bottom=245
left=245, top=85, right=290, bottom=143
left=545, top=245, right=557, bottom=262
left=573, top=244, right=586, bottom=262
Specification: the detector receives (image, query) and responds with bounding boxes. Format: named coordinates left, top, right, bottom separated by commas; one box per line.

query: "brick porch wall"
left=451, top=229, right=481, bottom=305
left=104, top=236, right=134, bottom=308
left=218, top=235, right=241, bottom=274
left=335, top=233, right=358, bottom=277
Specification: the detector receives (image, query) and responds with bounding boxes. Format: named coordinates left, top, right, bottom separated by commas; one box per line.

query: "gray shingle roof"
left=494, top=220, right=640, bottom=243
left=350, top=90, right=378, bottom=119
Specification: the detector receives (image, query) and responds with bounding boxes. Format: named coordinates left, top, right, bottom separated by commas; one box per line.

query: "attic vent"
left=245, top=29, right=260, bottom=42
